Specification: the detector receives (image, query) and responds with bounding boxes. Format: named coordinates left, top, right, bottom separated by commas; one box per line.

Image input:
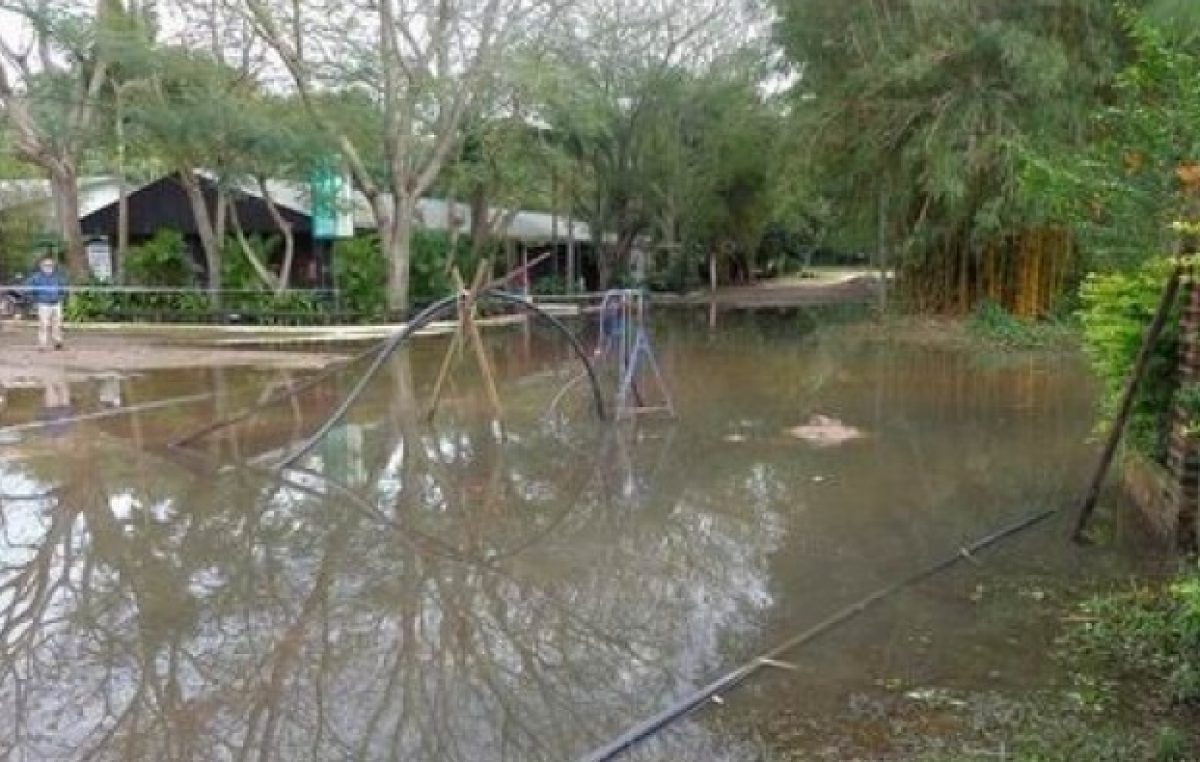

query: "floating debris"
left=787, top=414, right=867, bottom=447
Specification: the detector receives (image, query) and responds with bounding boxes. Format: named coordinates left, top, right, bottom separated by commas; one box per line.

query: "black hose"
left=0, top=489, right=58, bottom=501
left=276, top=293, right=463, bottom=467
left=2, top=392, right=214, bottom=437
left=577, top=507, right=1058, bottom=762
left=174, top=288, right=609, bottom=463
left=169, top=334, right=398, bottom=449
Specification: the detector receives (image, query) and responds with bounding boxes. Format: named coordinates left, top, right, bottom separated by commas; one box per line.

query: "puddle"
left=0, top=310, right=1135, bottom=760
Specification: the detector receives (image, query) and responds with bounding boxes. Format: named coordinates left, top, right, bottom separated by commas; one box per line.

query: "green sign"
left=311, top=160, right=353, bottom=239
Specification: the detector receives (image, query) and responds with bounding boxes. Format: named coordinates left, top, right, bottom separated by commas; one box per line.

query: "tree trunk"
left=258, top=177, right=295, bottom=292
left=115, top=92, right=129, bottom=283
left=48, top=163, right=86, bottom=278
left=228, top=196, right=279, bottom=290
left=566, top=213, right=576, bottom=293
left=446, top=195, right=461, bottom=275
left=598, top=244, right=614, bottom=290
left=179, top=171, right=222, bottom=303
left=384, top=197, right=414, bottom=316
left=469, top=183, right=490, bottom=259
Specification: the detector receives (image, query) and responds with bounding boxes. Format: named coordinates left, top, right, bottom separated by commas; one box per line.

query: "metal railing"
left=2, top=285, right=355, bottom=325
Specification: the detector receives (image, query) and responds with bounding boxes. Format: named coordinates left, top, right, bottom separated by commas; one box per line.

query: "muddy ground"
left=0, top=321, right=342, bottom=386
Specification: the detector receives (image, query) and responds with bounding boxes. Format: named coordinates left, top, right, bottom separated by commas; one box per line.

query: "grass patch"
left=966, top=301, right=1079, bottom=350
left=923, top=571, right=1200, bottom=761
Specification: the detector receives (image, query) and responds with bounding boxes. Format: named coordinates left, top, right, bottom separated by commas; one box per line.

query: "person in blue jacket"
left=26, top=254, right=67, bottom=350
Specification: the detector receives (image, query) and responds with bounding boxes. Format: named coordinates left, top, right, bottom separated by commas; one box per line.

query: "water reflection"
left=0, top=313, right=1097, bottom=760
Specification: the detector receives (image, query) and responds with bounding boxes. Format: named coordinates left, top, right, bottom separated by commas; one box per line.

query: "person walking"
left=26, top=254, right=67, bottom=351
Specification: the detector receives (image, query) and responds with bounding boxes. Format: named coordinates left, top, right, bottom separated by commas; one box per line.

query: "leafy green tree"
left=535, top=0, right=775, bottom=288
left=1024, top=8, right=1200, bottom=270
left=0, top=0, right=129, bottom=277
left=244, top=0, right=557, bottom=315
left=774, top=0, right=1129, bottom=311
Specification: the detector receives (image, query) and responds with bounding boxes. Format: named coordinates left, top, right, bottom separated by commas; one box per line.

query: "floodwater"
left=0, top=310, right=1125, bottom=761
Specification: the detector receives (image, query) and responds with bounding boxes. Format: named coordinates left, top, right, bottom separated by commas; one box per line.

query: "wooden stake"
left=426, top=323, right=463, bottom=421
left=463, top=260, right=503, bottom=420
left=1072, top=263, right=1184, bottom=541
left=426, top=262, right=494, bottom=421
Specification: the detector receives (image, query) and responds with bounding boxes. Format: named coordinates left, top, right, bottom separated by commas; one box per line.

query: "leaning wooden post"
left=426, top=318, right=464, bottom=421
left=1072, top=261, right=1184, bottom=541
left=463, top=260, right=504, bottom=420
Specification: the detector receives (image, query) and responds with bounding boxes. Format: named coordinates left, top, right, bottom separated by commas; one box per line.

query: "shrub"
left=222, top=234, right=282, bottom=291
left=336, top=230, right=482, bottom=317
left=410, top=229, right=455, bottom=303
left=333, top=235, right=387, bottom=319
left=1077, top=257, right=1180, bottom=461
left=124, top=229, right=194, bottom=287
left=64, top=277, right=116, bottom=322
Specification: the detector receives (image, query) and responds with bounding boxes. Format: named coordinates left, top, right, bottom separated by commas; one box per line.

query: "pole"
left=877, top=186, right=889, bottom=313
left=1071, top=263, right=1183, bottom=541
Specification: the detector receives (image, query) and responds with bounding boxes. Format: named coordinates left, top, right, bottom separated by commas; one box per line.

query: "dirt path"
left=668, top=273, right=883, bottom=308
left=0, top=325, right=342, bottom=386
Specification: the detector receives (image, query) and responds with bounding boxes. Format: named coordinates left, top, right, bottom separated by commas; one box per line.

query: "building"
left=0, top=170, right=600, bottom=288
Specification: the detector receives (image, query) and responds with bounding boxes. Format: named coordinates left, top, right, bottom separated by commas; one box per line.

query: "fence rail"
left=1, top=285, right=358, bottom=326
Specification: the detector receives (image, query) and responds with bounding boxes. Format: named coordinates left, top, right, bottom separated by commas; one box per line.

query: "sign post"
left=310, top=159, right=354, bottom=294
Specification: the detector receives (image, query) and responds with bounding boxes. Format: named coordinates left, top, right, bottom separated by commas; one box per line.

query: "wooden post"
left=567, top=213, right=577, bottom=294
left=425, top=261, right=503, bottom=422
left=1072, top=263, right=1184, bottom=541
left=877, top=187, right=889, bottom=312
left=463, top=260, right=503, bottom=420
left=426, top=318, right=463, bottom=421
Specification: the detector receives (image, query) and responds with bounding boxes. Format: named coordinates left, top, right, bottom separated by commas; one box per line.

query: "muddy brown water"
left=0, top=310, right=1142, bottom=761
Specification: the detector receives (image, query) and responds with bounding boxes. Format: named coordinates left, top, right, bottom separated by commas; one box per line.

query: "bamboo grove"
left=773, top=0, right=1200, bottom=315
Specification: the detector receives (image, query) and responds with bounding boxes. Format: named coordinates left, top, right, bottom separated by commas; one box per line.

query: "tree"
left=242, top=0, right=564, bottom=314
left=0, top=0, right=122, bottom=277
left=773, top=0, right=1129, bottom=313
left=535, top=0, right=765, bottom=287
left=1024, top=8, right=1200, bottom=271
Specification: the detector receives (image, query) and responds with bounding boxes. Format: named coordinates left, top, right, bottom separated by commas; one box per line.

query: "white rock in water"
left=787, top=414, right=867, bottom=447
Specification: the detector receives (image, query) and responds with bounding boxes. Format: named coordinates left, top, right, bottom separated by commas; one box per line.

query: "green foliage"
left=333, top=235, right=387, bottom=319
left=530, top=274, right=568, bottom=296
left=1155, top=725, right=1193, bottom=762
left=967, top=300, right=1078, bottom=350
left=410, top=229, right=467, bottom=303
left=63, top=277, right=116, bottom=322
left=1023, top=8, right=1200, bottom=271
left=1175, top=381, right=1200, bottom=435
left=0, top=206, right=50, bottom=281
left=221, top=234, right=281, bottom=291
left=534, top=41, right=780, bottom=288
left=226, top=290, right=321, bottom=325
left=1077, top=256, right=1180, bottom=459
left=1065, top=574, right=1200, bottom=705
left=334, top=231, right=472, bottom=317
left=123, top=229, right=193, bottom=287
left=774, top=0, right=1128, bottom=303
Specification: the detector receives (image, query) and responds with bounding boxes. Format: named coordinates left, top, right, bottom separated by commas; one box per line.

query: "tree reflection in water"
left=0, top=313, right=1093, bottom=761
left=0, top=361, right=781, bottom=762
